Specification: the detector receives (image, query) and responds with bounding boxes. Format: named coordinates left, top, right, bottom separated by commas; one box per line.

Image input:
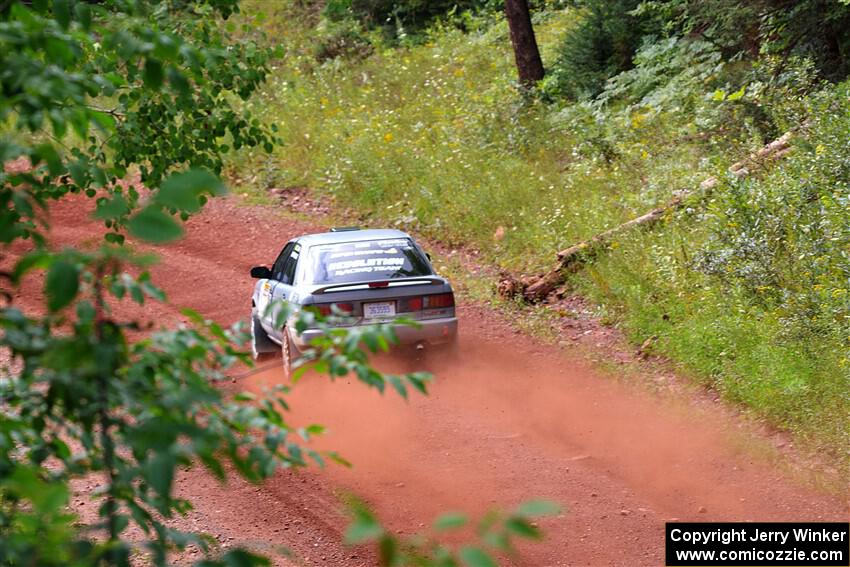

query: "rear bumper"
left=294, top=317, right=458, bottom=351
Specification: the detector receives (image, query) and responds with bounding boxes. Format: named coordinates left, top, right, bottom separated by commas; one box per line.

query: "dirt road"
left=25, top=194, right=849, bottom=566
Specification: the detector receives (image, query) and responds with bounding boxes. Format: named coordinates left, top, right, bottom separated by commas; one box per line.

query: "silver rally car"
left=249, top=228, right=458, bottom=374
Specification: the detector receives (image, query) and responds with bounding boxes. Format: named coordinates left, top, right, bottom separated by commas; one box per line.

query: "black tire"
left=251, top=313, right=278, bottom=362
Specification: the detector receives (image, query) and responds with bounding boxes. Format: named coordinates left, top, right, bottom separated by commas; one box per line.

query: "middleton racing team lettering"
left=324, top=241, right=413, bottom=278
left=310, top=238, right=432, bottom=284
left=328, top=256, right=405, bottom=277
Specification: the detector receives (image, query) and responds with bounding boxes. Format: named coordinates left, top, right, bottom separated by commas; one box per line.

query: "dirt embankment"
left=11, top=194, right=848, bottom=566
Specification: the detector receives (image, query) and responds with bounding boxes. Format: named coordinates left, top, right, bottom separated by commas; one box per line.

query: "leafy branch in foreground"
left=0, top=246, right=432, bottom=565
left=283, top=305, right=432, bottom=396
left=0, top=1, right=556, bottom=565
left=1, top=0, right=277, bottom=246
left=345, top=498, right=562, bottom=567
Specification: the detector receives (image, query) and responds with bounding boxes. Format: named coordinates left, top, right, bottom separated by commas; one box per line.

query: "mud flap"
left=251, top=314, right=278, bottom=358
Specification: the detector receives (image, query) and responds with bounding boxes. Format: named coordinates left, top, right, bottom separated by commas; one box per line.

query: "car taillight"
left=399, top=293, right=454, bottom=312
left=425, top=293, right=454, bottom=308
left=315, top=302, right=354, bottom=316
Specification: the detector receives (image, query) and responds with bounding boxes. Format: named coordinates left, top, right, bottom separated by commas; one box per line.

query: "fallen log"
left=506, top=131, right=797, bottom=303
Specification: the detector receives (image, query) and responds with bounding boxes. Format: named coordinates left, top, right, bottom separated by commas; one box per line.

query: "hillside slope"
left=229, top=1, right=850, bottom=466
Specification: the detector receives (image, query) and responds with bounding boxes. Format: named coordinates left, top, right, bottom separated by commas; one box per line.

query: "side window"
left=272, top=243, right=293, bottom=281
left=281, top=245, right=300, bottom=285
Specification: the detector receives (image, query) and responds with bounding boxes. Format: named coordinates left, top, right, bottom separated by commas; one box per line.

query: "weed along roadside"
left=228, top=0, right=850, bottom=473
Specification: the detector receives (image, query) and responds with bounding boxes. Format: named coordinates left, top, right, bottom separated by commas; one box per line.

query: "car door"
left=258, top=242, right=294, bottom=336
left=264, top=242, right=302, bottom=339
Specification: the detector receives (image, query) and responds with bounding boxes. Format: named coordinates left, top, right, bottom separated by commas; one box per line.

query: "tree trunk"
left=504, top=0, right=545, bottom=87
left=499, top=130, right=800, bottom=303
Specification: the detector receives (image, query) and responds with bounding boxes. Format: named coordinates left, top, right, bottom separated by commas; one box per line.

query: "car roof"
left=295, top=228, right=412, bottom=247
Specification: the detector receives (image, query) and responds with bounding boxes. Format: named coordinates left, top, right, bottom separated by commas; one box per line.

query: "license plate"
left=363, top=301, right=396, bottom=319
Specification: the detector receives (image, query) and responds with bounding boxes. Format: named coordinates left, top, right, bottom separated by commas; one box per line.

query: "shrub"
left=312, top=17, right=374, bottom=62
left=696, top=82, right=850, bottom=343
left=323, top=0, right=502, bottom=40
left=638, top=0, right=850, bottom=81
left=542, top=0, right=660, bottom=100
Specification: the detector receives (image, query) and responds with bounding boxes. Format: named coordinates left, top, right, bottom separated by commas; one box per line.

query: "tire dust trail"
left=11, top=194, right=848, bottom=566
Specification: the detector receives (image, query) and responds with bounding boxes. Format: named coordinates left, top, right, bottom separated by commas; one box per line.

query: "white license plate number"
left=364, top=301, right=396, bottom=319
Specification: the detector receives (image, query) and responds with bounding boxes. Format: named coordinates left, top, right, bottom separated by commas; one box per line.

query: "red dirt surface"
left=11, top=194, right=849, bottom=566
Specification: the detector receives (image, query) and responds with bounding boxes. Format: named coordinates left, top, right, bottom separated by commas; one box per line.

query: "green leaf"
left=166, top=67, right=190, bottom=95
left=516, top=499, right=560, bottom=517
left=326, top=451, right=352, bottom=468
left=387, top=375, right=407, bottom=399
left=90, top=110, right=115, bottom=133
left=220, top=548, right=270, bottom=567
left=35, top=143, right=63, bottom=176
left=406, top=372, right=431, bottom=395
left=129, top=283, right=144, bottom=304
left=378, top=535, right=398, bottom=565
left=434, top=512, right=468, bottom=531
left=45, top=259, right=79, bottom=312
left=74, top=2, right=91, bottom=30
left=105, top=232, right=125, bottom=245
left=147, top=453, right=175, bottom=498
left=69, top=108, right=89, bottom=140
left=305, top=424, right=325, bottom=435
left=143, top=58, right=164, bottom=89
left=40, top=483, right=70, bottom=514
left=127, top=206, right=184, bottom=243
left=156, top=169, right=227, bottom=212
left=505, top=517, right=541, bottom=539
left=93, top=194, right=129, bottom=220
left=53, top=0, right=71, bottom=29
left=344, top=519, right=383, bottom=544
left=726, top=85, right=746, bottom=101
left=68, top=161, right=87, bottom=186
left=114, top=513, right=130, bottom=535
left=459, top=546, right=496, bottom=567
left=14, top=251, right=51, bottom=283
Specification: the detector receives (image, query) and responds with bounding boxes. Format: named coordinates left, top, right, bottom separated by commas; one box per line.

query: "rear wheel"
left=251, top=312, right=277, bottom=362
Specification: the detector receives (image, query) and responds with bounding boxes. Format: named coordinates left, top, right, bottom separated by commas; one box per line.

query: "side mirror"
left=250, top=265, right=272, bottom=279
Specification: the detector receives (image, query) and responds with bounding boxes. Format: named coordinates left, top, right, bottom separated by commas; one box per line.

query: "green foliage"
left=343, top=497, right=560, bottom=566
left=545, top=0, right=850, bottom=103
left=697, top=85, right=850, bottom=346
left=234, top=8, right=724, bottom=272
left=2, top=1, right=557, bottom=565
left=570, top=86, right=850, bottom=456
left=593, top=37, right=723, bottom=112
left=233, top=3, right=850, bottom=464
left=542, top=0, right=659, bottom=100
left=642, top=0, right=850, bottom=81
left=0, top=0, right=278, bottom=244
left=1, top=246, right=429, bottom=565
left=322, top=0, right=502, bottom=41
left=312, top=17, right=375, bottom=62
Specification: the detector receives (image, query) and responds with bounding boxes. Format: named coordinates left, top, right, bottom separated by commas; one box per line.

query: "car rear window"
left=307, top=238, right=432, bottom=284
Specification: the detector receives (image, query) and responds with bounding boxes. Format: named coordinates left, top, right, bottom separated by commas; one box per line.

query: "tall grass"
left=234, top=5, right=736, bottom=272
left=230, top=2, right=849, bottom=466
